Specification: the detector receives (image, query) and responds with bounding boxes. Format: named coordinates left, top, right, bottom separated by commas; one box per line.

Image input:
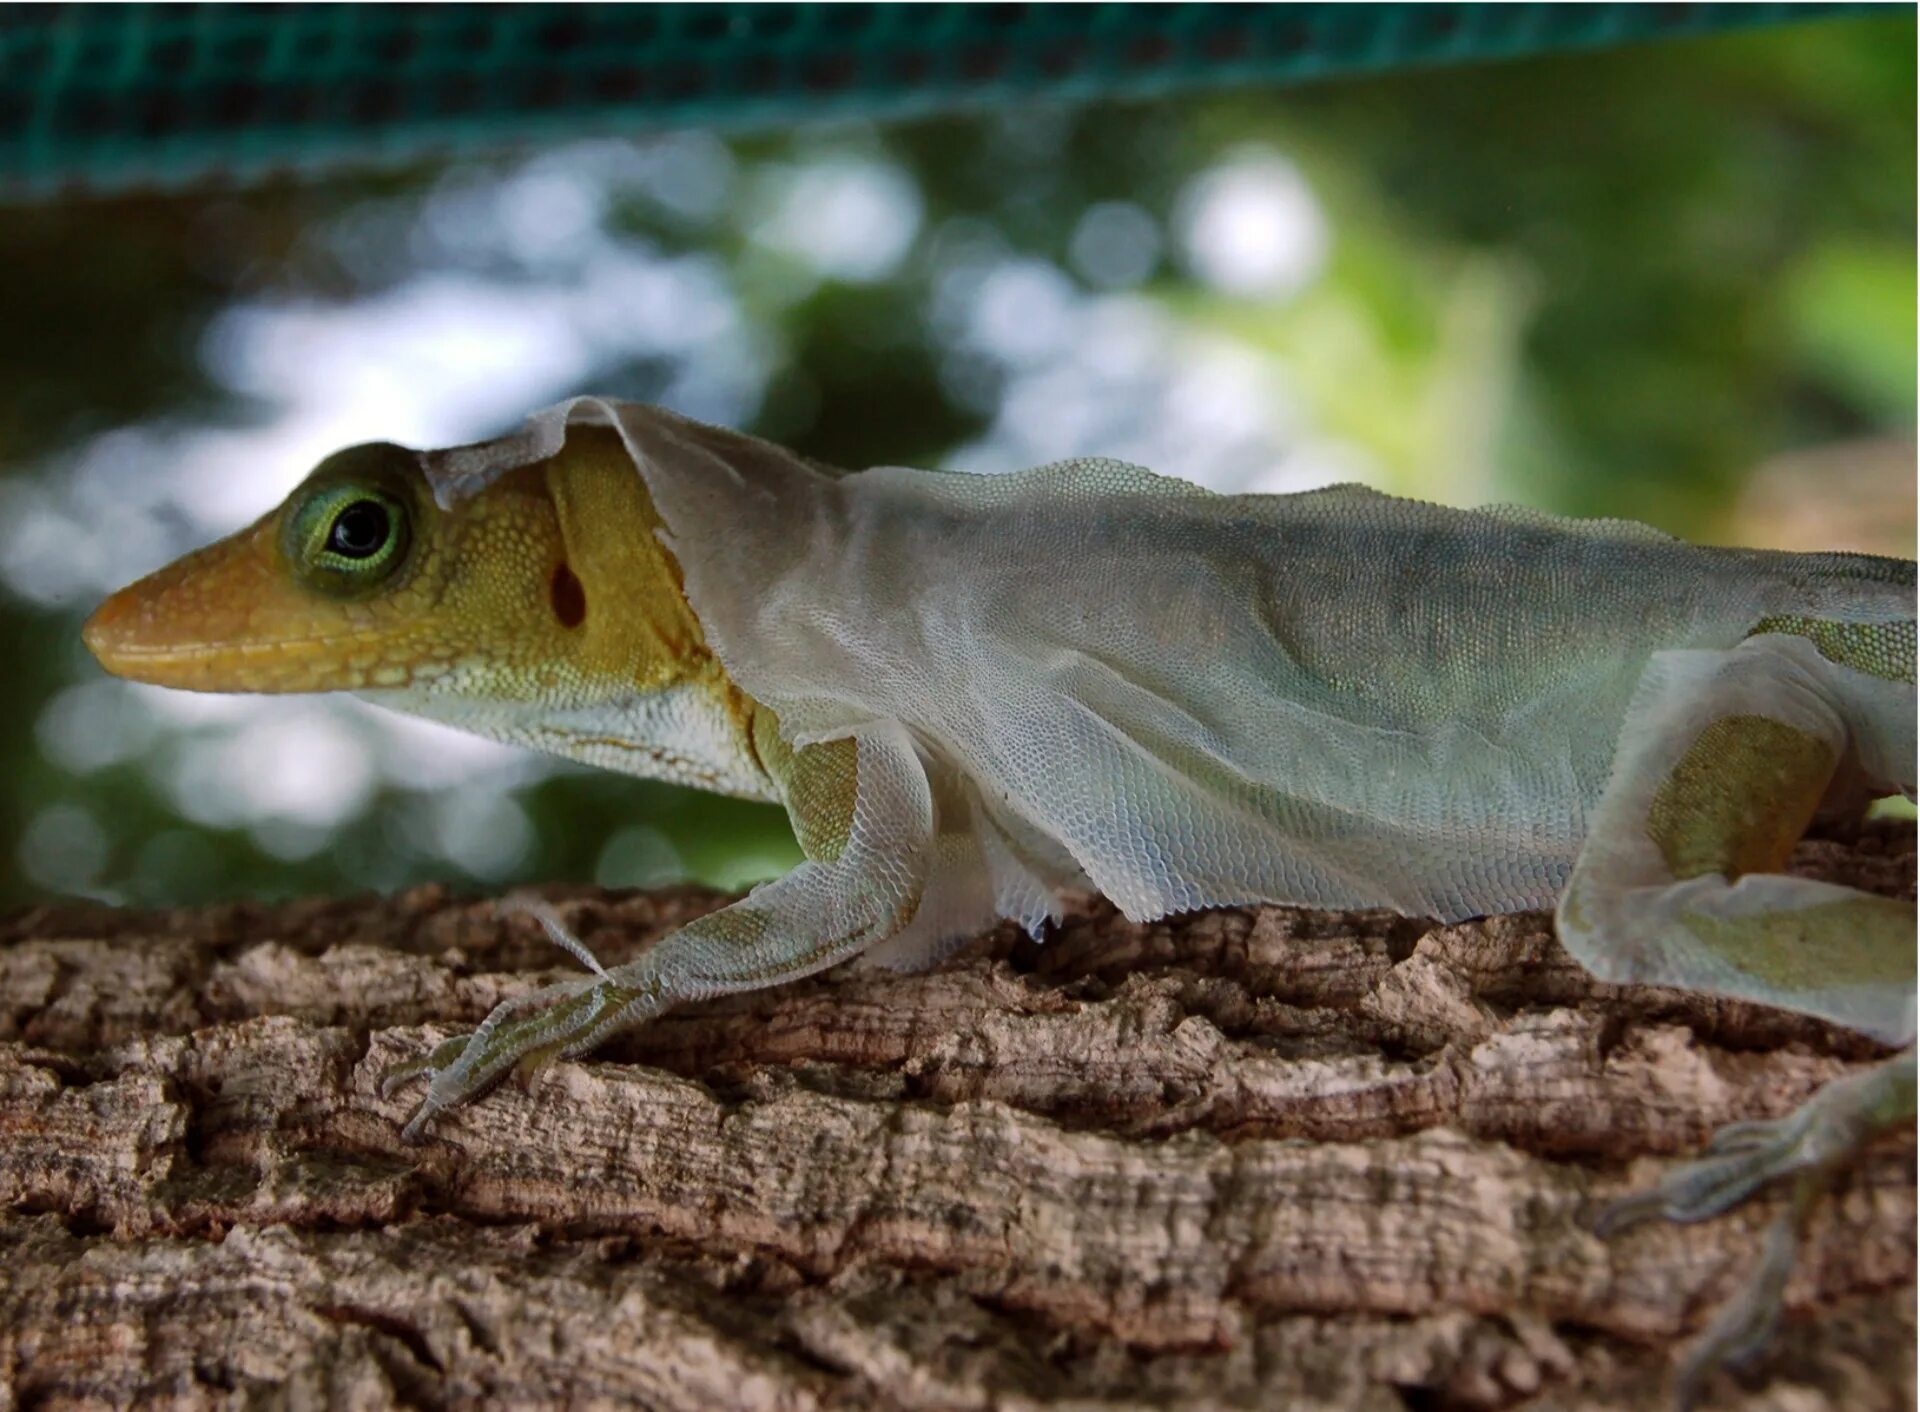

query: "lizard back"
left=428, top=400, right=1915, bottom=925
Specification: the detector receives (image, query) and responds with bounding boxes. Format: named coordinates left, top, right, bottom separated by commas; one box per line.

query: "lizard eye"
left=326, top=499, right=392, bottom=559
left=285, top=481, right=412, bottom=596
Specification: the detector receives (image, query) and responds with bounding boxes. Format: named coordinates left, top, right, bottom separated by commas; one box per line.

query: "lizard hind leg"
left=1598, top=1051, right=1915, bottom=1407
left=1556, top=633, right=1916, bottom=1401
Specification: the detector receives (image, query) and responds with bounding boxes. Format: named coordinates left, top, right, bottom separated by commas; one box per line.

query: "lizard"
left=82, top=395, right=1915, bottom=1398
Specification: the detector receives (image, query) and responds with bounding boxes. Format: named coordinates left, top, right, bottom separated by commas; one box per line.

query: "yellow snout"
left=83, top=518, right=430, bottom=694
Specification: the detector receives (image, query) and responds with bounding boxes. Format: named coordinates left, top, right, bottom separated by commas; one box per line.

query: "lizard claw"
left=377, top=1032, right=471, bottom=1099
left=390, top=978, right=619, bottom=1140
left=1597, top=1053, right=1914, bottom=1405
left=1594, top=1137, right=1793, bottom=1238
left=1599, top=1056, right=1909, bottom=1234
left=1702, top=1117, right=1795, bottom=1156
left=1671, top=1196, right=1803, bottom=1411
left=383, top=896, right=646, bottom=1140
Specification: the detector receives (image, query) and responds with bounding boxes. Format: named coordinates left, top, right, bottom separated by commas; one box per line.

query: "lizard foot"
left=379, top=898, right=653, bottom=1140
left=1596, top=1051, right=1915, bottom=1408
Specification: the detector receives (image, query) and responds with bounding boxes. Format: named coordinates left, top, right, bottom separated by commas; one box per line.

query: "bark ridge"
left=0, top=824, right=1912, bottom=1410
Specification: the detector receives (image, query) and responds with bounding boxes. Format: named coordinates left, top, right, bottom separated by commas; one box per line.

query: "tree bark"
left=0, top=823, right=1911, bottom=1411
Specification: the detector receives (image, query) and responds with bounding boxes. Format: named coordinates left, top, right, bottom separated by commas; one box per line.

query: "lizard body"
left=84, top=397, right=1916, bottom=1398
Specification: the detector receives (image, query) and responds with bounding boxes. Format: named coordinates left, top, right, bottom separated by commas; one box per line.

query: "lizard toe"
left=1673, top=1199, right=1802, bottom=1410
left=1598, top=1054, right=1913, bottom=1407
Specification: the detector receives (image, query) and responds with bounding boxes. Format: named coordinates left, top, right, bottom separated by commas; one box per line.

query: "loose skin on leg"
left=1556, top=632, right=1916, bottom=1402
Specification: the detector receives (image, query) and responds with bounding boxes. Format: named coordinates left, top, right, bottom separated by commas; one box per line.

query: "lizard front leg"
left=1557, top=633, right=1915, bottom=1404
left=385, top=722, right=932, bottom=1138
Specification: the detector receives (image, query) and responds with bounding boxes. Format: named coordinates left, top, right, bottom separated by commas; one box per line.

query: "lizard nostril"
left=549, top=562, right=587, bottom=628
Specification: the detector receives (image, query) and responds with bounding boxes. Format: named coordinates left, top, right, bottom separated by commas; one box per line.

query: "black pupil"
left=327, top=500, right=390, bottom=559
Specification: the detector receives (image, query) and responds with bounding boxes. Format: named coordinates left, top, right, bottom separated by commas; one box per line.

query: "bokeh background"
left=1, top=11, right=1912, bottom=909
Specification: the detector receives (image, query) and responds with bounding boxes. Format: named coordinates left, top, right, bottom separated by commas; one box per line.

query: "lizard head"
left=83, top=426, right=708, bottom=705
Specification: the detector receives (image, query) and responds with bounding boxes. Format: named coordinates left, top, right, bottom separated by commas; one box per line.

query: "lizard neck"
left=363, top=427, right=780, bottom=799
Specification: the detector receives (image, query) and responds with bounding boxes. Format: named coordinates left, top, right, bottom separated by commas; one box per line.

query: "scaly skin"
left=85, top=426, right=770, bottom=783
left=85, top=418, right=896, bottom=1137
left=82, top=407, right=1918, bottom=1404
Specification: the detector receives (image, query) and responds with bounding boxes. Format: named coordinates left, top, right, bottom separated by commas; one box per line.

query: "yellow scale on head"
left=84, top=427, right=726, bottom=714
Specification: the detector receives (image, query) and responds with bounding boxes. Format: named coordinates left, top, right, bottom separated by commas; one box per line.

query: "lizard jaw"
left=82, top=523, right=433, bottom=694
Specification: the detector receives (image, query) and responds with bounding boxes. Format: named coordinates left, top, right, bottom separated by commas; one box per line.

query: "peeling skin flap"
left=418, top=397, right=1892, bottom=926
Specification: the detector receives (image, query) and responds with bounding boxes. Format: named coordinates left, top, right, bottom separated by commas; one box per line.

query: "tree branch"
left=1, top=824, right=1911, bottom=1409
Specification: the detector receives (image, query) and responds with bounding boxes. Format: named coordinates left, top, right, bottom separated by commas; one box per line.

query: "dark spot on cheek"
left=550, top=562, right=587, bottom=628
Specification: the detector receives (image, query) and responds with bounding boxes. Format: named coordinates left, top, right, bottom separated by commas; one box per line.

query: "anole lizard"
left=83, top=397, right=1915, bottom=1397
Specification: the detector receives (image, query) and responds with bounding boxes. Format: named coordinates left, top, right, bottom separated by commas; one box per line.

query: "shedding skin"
left=1558, top=634, right=1914, bottom=1405
left=85, top=424, right=911, bottom=1140
left=83, top=404, right=1916, bottom=1403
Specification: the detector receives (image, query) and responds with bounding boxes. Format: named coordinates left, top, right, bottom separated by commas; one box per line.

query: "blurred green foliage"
left=0, top=15, right=1911, bottom=909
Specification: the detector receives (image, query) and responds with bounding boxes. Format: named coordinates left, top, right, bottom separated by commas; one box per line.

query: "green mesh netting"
left=0, top=3, right=1884, bottom=197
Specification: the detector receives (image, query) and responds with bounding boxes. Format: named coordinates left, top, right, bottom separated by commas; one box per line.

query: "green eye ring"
left=284, top=482, right=413, bottom=596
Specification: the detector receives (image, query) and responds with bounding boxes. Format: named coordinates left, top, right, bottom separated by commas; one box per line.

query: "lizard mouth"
left=83, top=624, right=393, bottom=662
left=82, top=535, right=428, bottom=694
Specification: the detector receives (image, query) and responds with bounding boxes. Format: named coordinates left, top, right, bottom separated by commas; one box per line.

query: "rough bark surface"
left=0, top=823, right=1912, bottom=1411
